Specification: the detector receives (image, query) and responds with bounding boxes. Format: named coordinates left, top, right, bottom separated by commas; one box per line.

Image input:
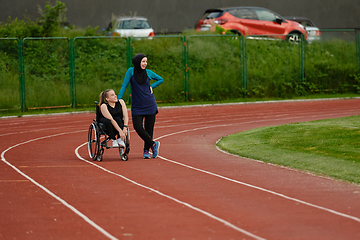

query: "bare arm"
left=119, top=99, right=129, bottom=137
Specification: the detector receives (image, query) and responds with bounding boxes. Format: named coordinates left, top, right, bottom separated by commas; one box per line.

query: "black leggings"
left=132, top=113, right=156, bottom=151
left=99, top=117, right=124, bottom=140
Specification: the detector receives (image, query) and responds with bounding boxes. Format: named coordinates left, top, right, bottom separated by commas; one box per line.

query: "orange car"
left=196, top=7, right=308, bottom=42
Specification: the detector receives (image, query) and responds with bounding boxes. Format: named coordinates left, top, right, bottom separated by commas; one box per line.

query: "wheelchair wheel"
left=97, top=148, right=104, bottom=162
left=124, top=128, right=130, bottom=155
left=125, top=144, right=130, bottom=155
left=88, top=122, right=100, bottom=161
left=119, top=147, right=128, bottom=161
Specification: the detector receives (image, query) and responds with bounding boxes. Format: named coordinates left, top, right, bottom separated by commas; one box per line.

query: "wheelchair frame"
left=87, top=102, right=130, bottom=162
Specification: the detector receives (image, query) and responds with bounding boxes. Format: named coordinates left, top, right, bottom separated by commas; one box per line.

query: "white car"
left=285, top=17, right=321, bottom=43
left=111, top=17, right=155, bottom=38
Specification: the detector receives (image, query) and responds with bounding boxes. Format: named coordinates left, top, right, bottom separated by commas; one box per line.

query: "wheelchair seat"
left=95, top=103, right=107, bottom=135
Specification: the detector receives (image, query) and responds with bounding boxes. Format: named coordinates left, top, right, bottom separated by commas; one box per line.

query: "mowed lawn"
left=217, top=115, right=360, bottom=184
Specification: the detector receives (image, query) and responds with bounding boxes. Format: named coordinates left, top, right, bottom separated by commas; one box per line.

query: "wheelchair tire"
left=88, top=122, right=100, bottom=161
left=122, top=154, right=128, bottom=161
left=119, top=147, right=128, bottom=161
left=125, top=145, right=130, bottom=155
left=97, top=148, right=104, bottom=162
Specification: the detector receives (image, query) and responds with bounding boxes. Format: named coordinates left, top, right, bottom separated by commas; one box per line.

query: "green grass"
left=217, top=115, right=360, bottom=184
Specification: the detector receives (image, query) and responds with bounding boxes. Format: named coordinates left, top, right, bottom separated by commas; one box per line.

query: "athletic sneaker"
left=116, top=138, right=126, bottom=148
left=151, top=141, right=160, bottom=158
left=143, top=150, right=151, bottom=159
left=112, top=139, right=119, bottom=148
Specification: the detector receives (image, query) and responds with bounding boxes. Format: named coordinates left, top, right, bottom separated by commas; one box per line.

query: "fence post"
left=126, top=37, right=132, bottom=69
left=18, top=38, right=25, bottom=112
left=300, top=34, right=305, bottom=81
left=357, top=31, right=360, bottom=74
left=125, top=37, right=133, bottom=103
left=242, top=36, right=247, bottom=98
left=69, top=38, right=76, bottom=108
left=182, top=36, right=189, bottom=102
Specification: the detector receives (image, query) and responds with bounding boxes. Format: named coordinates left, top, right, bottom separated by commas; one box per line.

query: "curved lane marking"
left=154, top=114, right=360, bottom=223
left=2, top=101, right=359, bottom=239
left=158, top=155, right=360, bottom=223
left=73, top=110, right=360, bottom=239
left=75, top=143, right=266, bottom=240
left=1, top=131, right=119, bottom=240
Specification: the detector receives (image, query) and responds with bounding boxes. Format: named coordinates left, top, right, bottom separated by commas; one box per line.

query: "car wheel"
left=286, top=33, right=302, bottom=43
left=230, top=30, right=242, bottom=36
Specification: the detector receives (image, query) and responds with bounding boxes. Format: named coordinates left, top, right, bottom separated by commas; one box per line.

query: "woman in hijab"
left=118, top=53, right=164, bottom=159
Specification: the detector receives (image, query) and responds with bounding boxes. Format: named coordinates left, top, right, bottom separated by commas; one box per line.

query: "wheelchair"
left=87, top=102, right=130, bottom=162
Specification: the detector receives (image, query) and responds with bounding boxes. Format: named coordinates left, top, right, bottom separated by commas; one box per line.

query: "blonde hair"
left=99, top=89, right=113, bottom=106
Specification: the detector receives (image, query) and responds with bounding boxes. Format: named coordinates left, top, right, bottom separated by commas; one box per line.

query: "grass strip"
left=217, top=115, right=360, bottom=184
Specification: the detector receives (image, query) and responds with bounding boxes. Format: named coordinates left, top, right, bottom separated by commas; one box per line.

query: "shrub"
left=0, top=2, right=359, bottom=110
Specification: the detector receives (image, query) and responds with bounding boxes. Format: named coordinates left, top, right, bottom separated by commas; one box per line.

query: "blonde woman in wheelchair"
left=98, top=89, right=129, bottom=148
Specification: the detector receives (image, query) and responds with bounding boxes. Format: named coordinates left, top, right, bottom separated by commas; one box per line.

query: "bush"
left=0, top=3, right=359, bottom=110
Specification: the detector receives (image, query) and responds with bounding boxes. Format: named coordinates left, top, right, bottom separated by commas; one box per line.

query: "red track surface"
left=1, top=99, right=360, bottom=240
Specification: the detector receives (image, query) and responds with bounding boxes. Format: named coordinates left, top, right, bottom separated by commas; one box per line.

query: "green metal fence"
left=244, top=34, right=305, bottom=98
left=0, top=38, right=20, bottom=111
left=1, top=29, right=359, bottom=112
left=305, top=29, right=359, bottom=93
left=72, top=36, right=129, bottom=106
left=22, top=37, right=70, bottom=110
left=186, top=34, right=244, bottom=101
left=132, top=35, right=185, bottom=103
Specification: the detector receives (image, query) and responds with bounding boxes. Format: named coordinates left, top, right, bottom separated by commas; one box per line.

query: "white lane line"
left=159, top=156, right=360, bottom=223
left=2, top=102, right=357, bottom=239
left=154, top=109, right=360, bottom=134
left=72, top=110, right=360, bottom=239
left=2, top=107, right=357, bottom=138
left=0, top=125, right=85, bottom=137
left=1, top=132, right=119, bottom=240
left=153, top=115, right=360, bottom=224
left=75, top=143, right=266, bottom=240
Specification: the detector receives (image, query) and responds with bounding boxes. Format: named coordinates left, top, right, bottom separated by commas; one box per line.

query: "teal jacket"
left=117, top=68, right=164, bottom=99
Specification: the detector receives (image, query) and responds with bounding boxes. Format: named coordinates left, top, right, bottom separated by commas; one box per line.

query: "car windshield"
left=117, top=20, right=151, bottom=29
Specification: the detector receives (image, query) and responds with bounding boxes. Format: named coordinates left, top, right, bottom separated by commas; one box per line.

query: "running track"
left=1, top=99, right=360, bottom=240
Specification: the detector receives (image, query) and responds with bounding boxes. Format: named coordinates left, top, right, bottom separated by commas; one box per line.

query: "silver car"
left=111, top=17, right=155, bottom=38
left=285, top=16, right=321, bottom=43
